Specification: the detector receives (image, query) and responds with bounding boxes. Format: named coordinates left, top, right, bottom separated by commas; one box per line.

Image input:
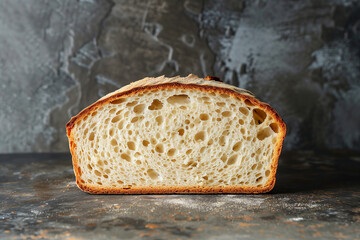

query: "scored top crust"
left=66, top=74, right=286, bottom=194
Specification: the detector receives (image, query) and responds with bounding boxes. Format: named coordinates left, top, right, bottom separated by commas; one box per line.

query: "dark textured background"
left=0, top=0, right=359, bottom=153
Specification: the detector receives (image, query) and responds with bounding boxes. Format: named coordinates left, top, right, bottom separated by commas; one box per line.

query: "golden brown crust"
left=66, top=77, right=286, bottom=194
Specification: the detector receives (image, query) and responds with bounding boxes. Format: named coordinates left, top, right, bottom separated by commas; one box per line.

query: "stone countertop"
left=0, top=151, right=359, bottom=240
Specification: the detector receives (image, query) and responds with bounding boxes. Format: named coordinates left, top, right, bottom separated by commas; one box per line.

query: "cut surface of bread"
left=66, top=74, right=286, bottom=194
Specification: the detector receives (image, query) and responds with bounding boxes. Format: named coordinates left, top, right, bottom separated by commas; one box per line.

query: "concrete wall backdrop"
left=0, top=0, right=359, bottom=153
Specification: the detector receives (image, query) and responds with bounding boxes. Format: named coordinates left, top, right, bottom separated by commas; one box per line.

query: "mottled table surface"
left=1, top=151, right=359, bottom=240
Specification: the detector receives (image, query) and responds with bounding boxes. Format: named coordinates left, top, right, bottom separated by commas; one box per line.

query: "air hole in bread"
left=183, top=160, right=197, bottom=169
left=202, top=96, right=210, bottom=101
left=222, top=111, right=232, bottom=117
left=155, top=143, right=164, bottom=153
left=110, top=98, right=126, bottom=104
left=148, top=99, right=163, bottom=110
left=127, top=141, right=135, bottom=151
left=194, top=131, right=206, bottom=141
left=126, top=101, right=138, bottom=107
left=150, top=138, right=157, bottom=145
left=89, top=132, right=95, bottom=141
left=117, top=120, right=124, bottom=129
left=239, top=119, right=244, bottom=125
left=257, top=127, right=272, bottom=140
left=178, top=129, right=185, bottom=136
left=167, top=148, right=176, bottom=156
left=217, top=102, right=226, bottom=107
left=109, top=128, right=115, bottom=137
left=238, top=107, right=249, bottom=116
left=94, top=170, right=101, bottom=176
left=147, top=169, right=160, bottom=180
left=199, top=113, right=209, bottom=121
left=131, top=117, right=139, bottom=123
left=219, top=136, right=226, bottom=146
left=253, top=108, right=267, bottom=125
left=133, top=104, right=146, bottom=114
left=270, top=123, right=279, bottom=133
left=244, top=99, right=254, bottom=106
left=111, top=116, right=121, bottom=123
left=186, top=149, right=192, bottom=155
left=167, top=94, right=190, bottom=105
left=251, top=164, right=257, bottom=170
left=227, top=154, right=238, bottom=165
left=265, top=170, right=270, bottom=177
left=121, top=153, right=131, bottom=162
left=142, top=140, right=150, bottom=147
left=155, top=116, right=163, bottom=125
left=232, top=142, right=242, bottom=151
left=96, top=160, right=103, bottom=167
left=87, top=164, right=93, bottom=170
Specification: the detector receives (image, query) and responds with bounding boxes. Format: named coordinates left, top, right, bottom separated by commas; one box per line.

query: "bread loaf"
left=66, top=74, right=286, bottom=194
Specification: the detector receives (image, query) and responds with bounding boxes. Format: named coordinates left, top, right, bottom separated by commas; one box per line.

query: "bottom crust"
left=76, top=179, right=276, bottom=194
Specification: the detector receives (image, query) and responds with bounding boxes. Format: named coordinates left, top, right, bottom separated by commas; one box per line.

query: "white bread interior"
left=67, top=76, right=285, bottom=193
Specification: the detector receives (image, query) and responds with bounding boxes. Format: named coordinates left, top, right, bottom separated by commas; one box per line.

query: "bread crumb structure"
left=66, top=75, right=286, bottom=194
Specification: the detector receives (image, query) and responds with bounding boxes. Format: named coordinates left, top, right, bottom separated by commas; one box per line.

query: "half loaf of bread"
left=66, top=74, right=286, bottom=194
